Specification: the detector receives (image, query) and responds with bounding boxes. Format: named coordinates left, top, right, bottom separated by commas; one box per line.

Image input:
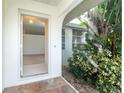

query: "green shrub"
left=69, top=47, right=98, bottom=84
left=68, top=49, right=121, bottom=93
left=92, top=49, right=121, bottom=93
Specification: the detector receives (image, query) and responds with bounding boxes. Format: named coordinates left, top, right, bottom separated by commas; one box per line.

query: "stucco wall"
left=62, top=28, right=73, bottom=65
left=3, top=0, right=85, bottom=89
left=3, top=0, right=60, bottom=88
left=0, top=0, right=2, bottom=91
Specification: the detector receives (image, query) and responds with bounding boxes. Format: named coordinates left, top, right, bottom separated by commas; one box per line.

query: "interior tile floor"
left=3, top=77, right=76, bottom=93
left=23, top=54, right=45, bottom=65
left=23, top=54, right=48, bottom=76
left=23, top=63, right=48, bottom=76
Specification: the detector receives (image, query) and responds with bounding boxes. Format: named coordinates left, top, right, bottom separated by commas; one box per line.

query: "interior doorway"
left=20, top=10, right=48, bottom=77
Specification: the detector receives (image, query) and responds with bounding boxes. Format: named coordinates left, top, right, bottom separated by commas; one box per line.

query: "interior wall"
left=23, top=34, right=45, bottom=55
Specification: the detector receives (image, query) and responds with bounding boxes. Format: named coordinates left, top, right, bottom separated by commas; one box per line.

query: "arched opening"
left=61, top=0, right=103, bottom=74
left=61, top=0, right=122, bottom=93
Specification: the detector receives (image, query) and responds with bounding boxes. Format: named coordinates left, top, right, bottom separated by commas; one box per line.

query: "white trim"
left=0, top=0, right=2, bottom=91
left=18, top=9, right=51, bottom=78
left=18, top=8, right=50, bottom=19
left=61, top=76, right=79, bottom=93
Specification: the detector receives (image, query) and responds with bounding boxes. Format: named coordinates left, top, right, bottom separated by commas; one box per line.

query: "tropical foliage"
left=68, top=0, right=122, bottom=93
left=92, top=50, right=121, bottom=93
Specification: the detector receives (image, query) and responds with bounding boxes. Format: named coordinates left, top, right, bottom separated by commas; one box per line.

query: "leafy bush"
left=69, top=48, right=121, bottom=93
left=68, top=48, right=97, bottom=83
left=92, top=49, right=121, bottom=93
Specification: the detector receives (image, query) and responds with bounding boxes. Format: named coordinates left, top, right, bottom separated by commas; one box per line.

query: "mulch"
left=62, top=66, right=99, bottom=93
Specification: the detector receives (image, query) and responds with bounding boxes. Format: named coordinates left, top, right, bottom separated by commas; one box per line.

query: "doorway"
left=20, top=10, right=49, bottom=77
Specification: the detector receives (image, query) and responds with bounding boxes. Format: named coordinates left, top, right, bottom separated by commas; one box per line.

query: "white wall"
left=3, top=0, right=60, bottom=88
left=0, top=0, right=2, bottom=91
left=23, top=34, right=45, bottom=55
left=63, top=0, right=102, bottom=25
left=62, top=28, right=73, bottom=65
left=3, top=0, right=84, bottom=88
left=62, top=28, right=88, bottom=65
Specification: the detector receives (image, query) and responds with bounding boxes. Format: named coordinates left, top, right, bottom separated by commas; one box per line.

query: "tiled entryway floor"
left=3, top=77, right=77, bottom=93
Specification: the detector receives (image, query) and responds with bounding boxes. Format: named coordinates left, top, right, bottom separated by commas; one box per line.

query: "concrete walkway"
left=3, top=77, right=77, bottom=93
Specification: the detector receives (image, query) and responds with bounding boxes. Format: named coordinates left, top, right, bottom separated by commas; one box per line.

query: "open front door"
left=20, top=10, right=49, bottom=77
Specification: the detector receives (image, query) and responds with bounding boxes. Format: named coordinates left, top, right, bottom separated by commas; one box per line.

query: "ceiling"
left=33, top=0, right=61, bottom=6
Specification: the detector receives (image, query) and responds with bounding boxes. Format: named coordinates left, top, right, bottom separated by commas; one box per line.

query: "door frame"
left=18, top=9, right=50, bottom=77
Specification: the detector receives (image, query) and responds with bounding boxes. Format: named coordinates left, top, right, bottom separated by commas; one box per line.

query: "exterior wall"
left=63, top=0, right=103, bottom=25
left=62, top=27, right=87, bottom=65
left=62, top=28, right=72, bottom=65
left=2, top=0, right=102, bottom=90
left=3, top=0, right=59, bottom=88
left=3, top=0, right=84, bottom=89
left=0, top=0, right=2, bottom=91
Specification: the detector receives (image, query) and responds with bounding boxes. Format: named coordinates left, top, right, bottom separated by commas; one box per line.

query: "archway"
left=61, top=0, right=103, bottom=92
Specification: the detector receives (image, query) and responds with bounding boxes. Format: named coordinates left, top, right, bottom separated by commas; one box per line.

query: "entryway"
left=19, top=10, right=49, bottom=77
